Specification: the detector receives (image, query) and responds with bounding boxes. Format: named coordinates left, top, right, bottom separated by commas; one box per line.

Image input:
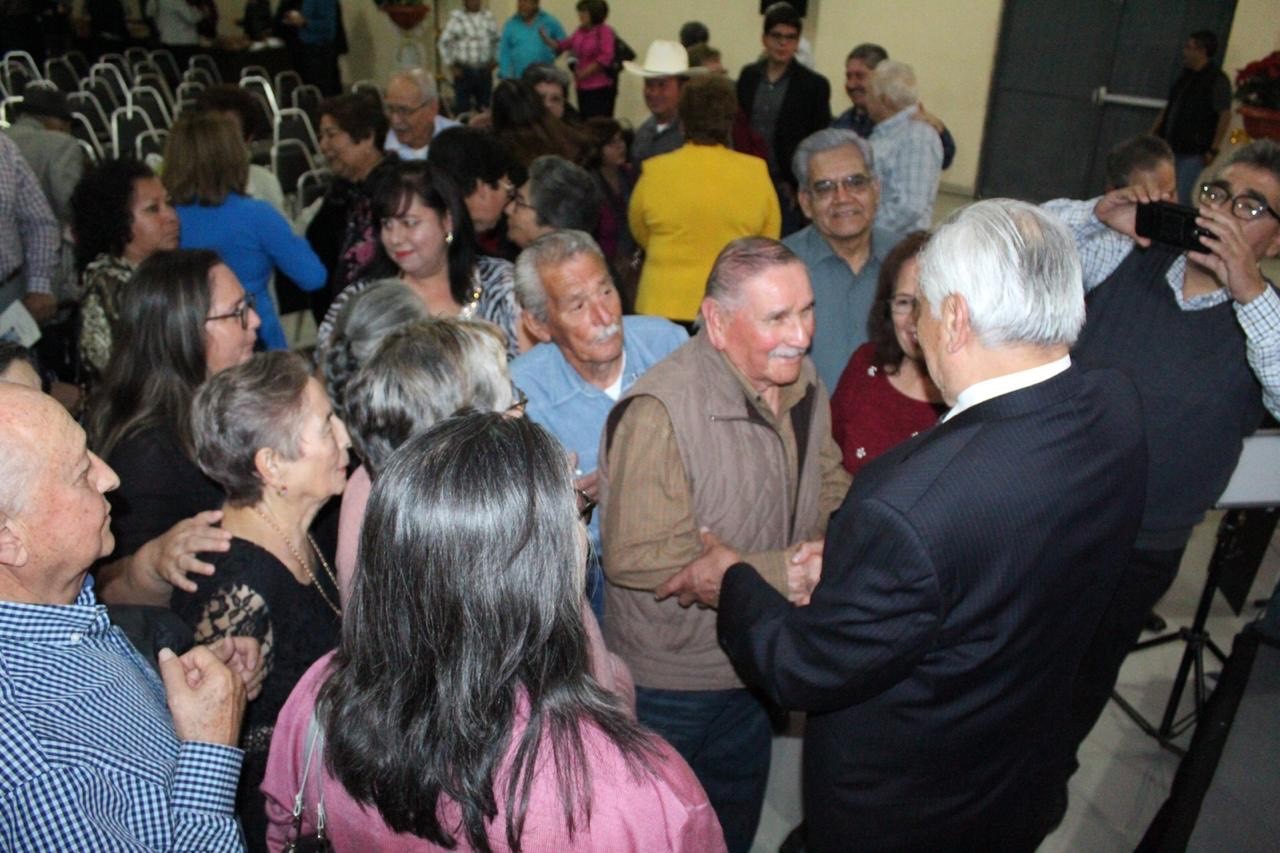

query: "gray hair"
left=847, top=43, right=888, bottom=67
left=321, top=279, right=431, bottom=418
left=1222, top=138, right=1280, bottom=185
left=521, top=62, right=571, bottom=95
left=918, top=199, right=1085, bottom=349
left=528, top=155, right=601, bottom=232
left=705, top=236, right=801, bottom=310
left=513, top=230, right=607, bottom=324
left=792, top=128, right=876, bottom=189
left=192, top=351, right=312, bottom=506
left=391, top=67, right=439, bottom=104
left=869, top=60, right=919, bottom=111
left=344, top=318, right=512, bottom=475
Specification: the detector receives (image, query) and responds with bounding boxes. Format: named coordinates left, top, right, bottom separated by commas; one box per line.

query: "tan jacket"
left=599, top=331, right=850, bottom=690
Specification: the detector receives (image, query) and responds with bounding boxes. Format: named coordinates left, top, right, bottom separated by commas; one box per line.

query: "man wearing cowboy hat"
left=4, top=88, right=83, bottom=228
left=625, top=40, right=705, bottom=169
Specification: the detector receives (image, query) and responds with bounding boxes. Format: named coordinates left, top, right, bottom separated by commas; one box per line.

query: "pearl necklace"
left=251, top=506, right=342, bottom=619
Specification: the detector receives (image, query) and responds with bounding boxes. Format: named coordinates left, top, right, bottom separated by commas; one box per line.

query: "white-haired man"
left=510, top=230, right=687, bottom=618
left=599, top=237, right=851, bottom=852
left=382, top=68, right=461, bottom=160
left=866, top=60, right=943, bottom=233
left=0, top=384, right=249, bottom=849
left=663, top=201, right=1147, bottom=851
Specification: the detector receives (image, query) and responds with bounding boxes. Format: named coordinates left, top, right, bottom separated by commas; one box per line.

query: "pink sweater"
left=262, top=652, right=723, bottom=851
left=559, top=24, right=614, bottom=91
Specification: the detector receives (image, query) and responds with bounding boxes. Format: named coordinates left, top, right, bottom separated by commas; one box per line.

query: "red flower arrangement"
left=1235, top=51, right=1280, bottom=109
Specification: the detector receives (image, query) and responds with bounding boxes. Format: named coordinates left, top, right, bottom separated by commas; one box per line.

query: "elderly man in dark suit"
left=659, top=199, right=1147, bottom=852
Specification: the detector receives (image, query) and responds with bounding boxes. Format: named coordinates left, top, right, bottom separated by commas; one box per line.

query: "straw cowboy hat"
left=622, top=40, right=709, bottom=78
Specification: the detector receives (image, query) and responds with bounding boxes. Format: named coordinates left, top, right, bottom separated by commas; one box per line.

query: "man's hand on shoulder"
left=159, top=645, right=246, bottom=747
left=655, top=529, right=740, bottom=608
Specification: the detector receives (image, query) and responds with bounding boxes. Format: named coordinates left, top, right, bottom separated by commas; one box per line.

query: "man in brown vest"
left=598, top=236, right=851, bottom=853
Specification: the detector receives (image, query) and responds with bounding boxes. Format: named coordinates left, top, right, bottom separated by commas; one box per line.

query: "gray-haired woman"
left=173, top=349, right=351, bottom=850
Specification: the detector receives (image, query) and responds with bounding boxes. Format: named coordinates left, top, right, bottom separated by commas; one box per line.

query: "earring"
left=277, top=484, right=288, bottom=497
left=445, top=231, right=454, bottom=246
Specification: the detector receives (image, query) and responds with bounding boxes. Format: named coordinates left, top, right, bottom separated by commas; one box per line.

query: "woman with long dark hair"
left=87, top=249, right=261, bottom=606
left=262, top=413, right=722, bottom=851
left=316, top=160, right=520, bottom=359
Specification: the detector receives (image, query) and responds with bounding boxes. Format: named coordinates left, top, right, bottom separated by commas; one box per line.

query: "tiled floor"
left=750, top=514, right=1280, bottom=853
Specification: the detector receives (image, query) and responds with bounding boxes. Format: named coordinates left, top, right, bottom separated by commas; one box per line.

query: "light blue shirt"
left=511, top=315, right=687, bottom=548
left=785, top=223, right=903, bottom=393
left=498, top=10, right=564, bottom=79
left=869, top=104, right=943, bottom=233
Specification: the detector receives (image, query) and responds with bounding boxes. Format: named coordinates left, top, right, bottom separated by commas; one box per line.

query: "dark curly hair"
left=70, top=158, right=156, bottom=272
left=869, top=230, right=931, bottom=372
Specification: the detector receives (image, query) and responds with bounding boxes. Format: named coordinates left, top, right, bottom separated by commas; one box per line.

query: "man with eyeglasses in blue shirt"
left=784, top=128, right=903, bottom=393
left=1043, top=139, right=1280, bottom=804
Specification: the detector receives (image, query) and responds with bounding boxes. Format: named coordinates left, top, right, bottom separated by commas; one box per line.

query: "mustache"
left=591, top=322, right=621, bottom=344
left=769, top=345, right=807, bottom=359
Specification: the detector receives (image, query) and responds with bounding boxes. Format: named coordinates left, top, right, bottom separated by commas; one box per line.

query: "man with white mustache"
left=510, top=230, right=687, bottom=619
left=596, top=236, right=851, bottom=852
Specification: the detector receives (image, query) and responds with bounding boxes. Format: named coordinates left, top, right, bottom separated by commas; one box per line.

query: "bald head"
left=0, top=384, right=47, bottom=514
left=0, top=384, right=120, bottom=604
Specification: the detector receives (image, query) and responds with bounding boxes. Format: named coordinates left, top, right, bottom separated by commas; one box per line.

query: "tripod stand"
left=1112, top=432, right=1280, bottom=754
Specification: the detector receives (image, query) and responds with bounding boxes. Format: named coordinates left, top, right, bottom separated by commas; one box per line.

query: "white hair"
left=392, top=67, right=439, bottom=104
left=869, top=60, right=919, bottom=111
left=918, top=199, right=1085, bottom=349
left=792, top=128, right=876, bottom=188
left=513, top=230, right=606, bottom=325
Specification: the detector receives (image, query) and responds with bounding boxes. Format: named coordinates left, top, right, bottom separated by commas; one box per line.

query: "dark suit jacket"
left=718, top=366, right=1146, bottom=852
left=737, top=59, right=831, bottom=189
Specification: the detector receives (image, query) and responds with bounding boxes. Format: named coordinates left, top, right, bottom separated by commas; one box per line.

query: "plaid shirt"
left=1044, top=196, right=1280, bottom=420
left=0, top=579, right=245, bottom=851
left=868, top=104, right=943, bottom=234
left=438, top=8, right=500, bottom=68
left=0, top=133, right=58, bottom=296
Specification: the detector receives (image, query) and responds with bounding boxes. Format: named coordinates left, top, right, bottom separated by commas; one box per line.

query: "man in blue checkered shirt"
left=0, top=383, right=248, bottom=850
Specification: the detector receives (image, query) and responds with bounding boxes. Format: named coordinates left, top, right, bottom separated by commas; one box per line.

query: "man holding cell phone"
left=1043, top=139, right=1280, bottom=788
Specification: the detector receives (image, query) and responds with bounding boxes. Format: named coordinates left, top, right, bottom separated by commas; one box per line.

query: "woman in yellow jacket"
left=629, top=75, right=781, bottom=322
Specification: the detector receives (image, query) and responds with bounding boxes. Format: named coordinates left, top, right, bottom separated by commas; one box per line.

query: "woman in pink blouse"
left=263, top=414, right=718, bottom=851
left=540, top=0, right=616, bottom=118
left=830, top=231, right=947, bottom=475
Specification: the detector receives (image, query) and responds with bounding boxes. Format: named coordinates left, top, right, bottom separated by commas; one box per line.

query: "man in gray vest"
left=598, top=237, right=851, bottom=853
left=1044, top=138, right=1280, bottom=791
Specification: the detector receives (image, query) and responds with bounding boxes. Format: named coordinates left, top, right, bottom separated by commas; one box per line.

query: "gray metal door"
left=977, top=0, right=1237, bottom=202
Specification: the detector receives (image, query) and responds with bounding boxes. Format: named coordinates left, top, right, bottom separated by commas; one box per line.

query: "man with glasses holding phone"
left=1044, top=138, right=1280, bottom=797
left=737, top=2, right=831, bottom=236
left=784, top=129, right=903, bottom=392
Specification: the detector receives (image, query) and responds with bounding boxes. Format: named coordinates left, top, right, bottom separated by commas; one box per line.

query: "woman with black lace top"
left=172, top=350, right=350, bottom=851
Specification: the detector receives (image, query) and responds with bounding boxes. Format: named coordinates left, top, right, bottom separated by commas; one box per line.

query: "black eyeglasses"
left=506, top=382, right=528, bottom=417
left=205, top=293, right=256, bottom=329
left=809, top=173, right=875, bottom=199
left=767, top=30, right=799, bottom=43
left=1199, top=182, right=1280, bottom=223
